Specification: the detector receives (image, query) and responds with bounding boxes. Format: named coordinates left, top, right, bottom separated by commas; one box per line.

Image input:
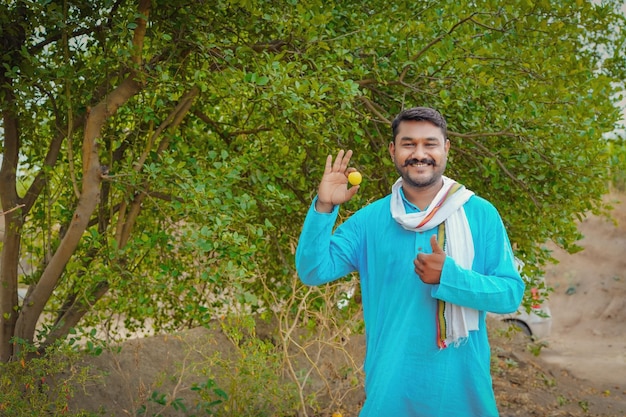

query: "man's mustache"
left=402, top=158, right=436, bottom=167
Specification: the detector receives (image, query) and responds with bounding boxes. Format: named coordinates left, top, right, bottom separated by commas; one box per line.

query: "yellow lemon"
left=348, top=171, right=362, bottom=186
left=332, top=413, right=343, bottom=417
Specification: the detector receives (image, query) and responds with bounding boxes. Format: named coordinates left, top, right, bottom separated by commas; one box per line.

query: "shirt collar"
left=399, top=186, right=421, bottom=213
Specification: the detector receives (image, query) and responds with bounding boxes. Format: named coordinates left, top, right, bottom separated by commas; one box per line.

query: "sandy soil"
left=541, top=191, right=626, bottom=390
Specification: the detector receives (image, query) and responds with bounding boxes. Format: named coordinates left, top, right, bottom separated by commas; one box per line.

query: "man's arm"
left=433, top=256, right=524, bottom=314
left=431, top=204, right=525, bottom=314
left=295, top=198, right=357, bottom=286
left=295, top=150, right=361, bottom=286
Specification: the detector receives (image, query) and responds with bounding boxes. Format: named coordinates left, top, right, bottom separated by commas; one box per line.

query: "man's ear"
left=445, top=138, right=450, bottom=153
left=388, top=141, right=395, bottom=161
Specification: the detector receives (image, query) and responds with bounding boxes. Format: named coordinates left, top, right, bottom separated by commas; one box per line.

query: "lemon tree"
left=0, top=0, right=624, bottom=363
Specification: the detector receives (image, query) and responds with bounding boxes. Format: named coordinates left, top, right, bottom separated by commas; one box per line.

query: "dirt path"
left=541, top=191, right=626, bottom=390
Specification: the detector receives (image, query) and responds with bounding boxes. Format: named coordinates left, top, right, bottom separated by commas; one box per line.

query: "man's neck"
left=402, top=179, right=444, bottom=211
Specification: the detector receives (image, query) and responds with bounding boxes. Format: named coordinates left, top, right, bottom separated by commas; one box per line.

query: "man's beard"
left=395, top=157, right=445, bottom=188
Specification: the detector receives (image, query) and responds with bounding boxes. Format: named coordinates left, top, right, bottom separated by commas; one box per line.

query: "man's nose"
left=411, top=144, right=427, bottom=159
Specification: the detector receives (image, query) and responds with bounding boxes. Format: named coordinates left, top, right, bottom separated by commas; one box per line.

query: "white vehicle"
left=494, top=292, right=552, bottom=339
left=492, top=258, right=553, bottom=339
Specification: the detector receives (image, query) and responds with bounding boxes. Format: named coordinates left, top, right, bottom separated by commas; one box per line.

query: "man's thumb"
left=430, top=234, right=444, bottom=253
left=348, top=184, right=360, bottom=198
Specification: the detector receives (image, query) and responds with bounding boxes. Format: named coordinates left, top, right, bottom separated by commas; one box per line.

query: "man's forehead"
left=396, top=121, right=445, bottom=139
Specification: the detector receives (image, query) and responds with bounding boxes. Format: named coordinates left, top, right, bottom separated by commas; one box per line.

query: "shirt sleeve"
left=295, top=197, right=358, bottom=286
left=431, top=202, right=525, bottom=314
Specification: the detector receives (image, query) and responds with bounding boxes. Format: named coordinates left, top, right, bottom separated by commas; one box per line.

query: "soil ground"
left=67, top=191, right=626, bottom=416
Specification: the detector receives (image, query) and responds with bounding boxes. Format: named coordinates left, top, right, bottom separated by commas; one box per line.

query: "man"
left=295, top=107, right=525, bottom=416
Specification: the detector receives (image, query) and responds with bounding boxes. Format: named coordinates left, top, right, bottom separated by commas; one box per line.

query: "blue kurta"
left=295, top=189, right=525, bottom=417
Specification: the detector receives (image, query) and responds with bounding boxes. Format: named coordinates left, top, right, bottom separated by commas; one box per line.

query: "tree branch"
left=193, top=110, right=232, bottom=146
left=41, top=281, right=110, bottom=352
left=21, top=115, right=85, bottom=214
left=454, top=133, right=539, bottom=207
left=0, top=204, right=25, bottom=217
left=357, top=96, right=391, bottom=125
left=48, top=85, right=200, bottom=348
left=448, top=129, right=518, bottom=139
left=15, top=0, right=152, bottom=349
left=399, top=13, right=478, bottom=82
left=116, top=87, right=199, bottom=247
left=0, top=88, right=22, bottom=361
left=28, top=0, right=124, bottom=57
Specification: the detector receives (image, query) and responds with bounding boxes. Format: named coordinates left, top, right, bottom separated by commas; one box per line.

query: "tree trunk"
left=11, top=0, right=152, bottom=358
left=0, top=100, right=22, bottom=361
left=41, top=86, right=199, bottom=350
left=14, top=74, right=145, bottom=355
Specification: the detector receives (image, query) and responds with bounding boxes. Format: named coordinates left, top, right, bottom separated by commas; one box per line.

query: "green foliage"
left=527, top=339, right=548, bottom=357
left=136, top=381, right=227, bottom=417
left=0, top=339, right=97, bottom=417
left=126, top=317, right=298, bottom=417
left=189, top=378, right=228, bottom=415
left=578, top=399, right=590, bottom=413
left=1, top=0, right=625, bottom=374
left=608, top=137, right=626, bottom=191
left=216, top=315, right=300, bottom=416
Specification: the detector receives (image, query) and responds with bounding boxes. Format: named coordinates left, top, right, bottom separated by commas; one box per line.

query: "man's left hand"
left=414, top=235, right=446, bottom=284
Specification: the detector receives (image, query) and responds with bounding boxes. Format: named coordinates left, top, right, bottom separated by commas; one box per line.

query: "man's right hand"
left=315, top=150, right=360, bottom=213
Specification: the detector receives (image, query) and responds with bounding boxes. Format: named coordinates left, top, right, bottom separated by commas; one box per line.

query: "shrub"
left=0, top=339, right=97, bottom=417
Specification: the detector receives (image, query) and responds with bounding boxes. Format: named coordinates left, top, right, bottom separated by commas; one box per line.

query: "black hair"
left=391, top=107, right=447, bottom=141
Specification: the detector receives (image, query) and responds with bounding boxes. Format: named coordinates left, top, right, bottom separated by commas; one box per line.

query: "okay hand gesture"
left=315, top=150, right=360, bottom=213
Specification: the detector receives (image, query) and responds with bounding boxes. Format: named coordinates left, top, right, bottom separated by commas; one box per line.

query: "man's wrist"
left=315, top=199, right=335, bottom=213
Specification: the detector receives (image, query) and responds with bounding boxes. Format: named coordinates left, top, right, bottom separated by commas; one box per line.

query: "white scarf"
left=390, top=176, right=478, bottom=348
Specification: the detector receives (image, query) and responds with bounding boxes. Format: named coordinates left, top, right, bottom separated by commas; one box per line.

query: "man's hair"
left=391, top=107, right=447, bottom=141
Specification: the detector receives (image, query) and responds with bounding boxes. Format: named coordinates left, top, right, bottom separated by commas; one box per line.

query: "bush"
left=0, top=339, right=97, bottom=417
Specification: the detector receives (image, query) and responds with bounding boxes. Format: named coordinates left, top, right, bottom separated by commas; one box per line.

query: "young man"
left=295, top=107, right=525, bottom=416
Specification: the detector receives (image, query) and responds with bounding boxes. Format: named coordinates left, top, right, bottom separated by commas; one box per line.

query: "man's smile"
left=403, top=158, right=436, bottom=167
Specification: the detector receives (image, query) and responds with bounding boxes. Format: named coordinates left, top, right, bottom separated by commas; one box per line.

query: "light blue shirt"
left=295, top=189, right=524, bottom=417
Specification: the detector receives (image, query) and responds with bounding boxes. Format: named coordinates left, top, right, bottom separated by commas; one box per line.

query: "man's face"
left=389, top=120, right=450, bottom=188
